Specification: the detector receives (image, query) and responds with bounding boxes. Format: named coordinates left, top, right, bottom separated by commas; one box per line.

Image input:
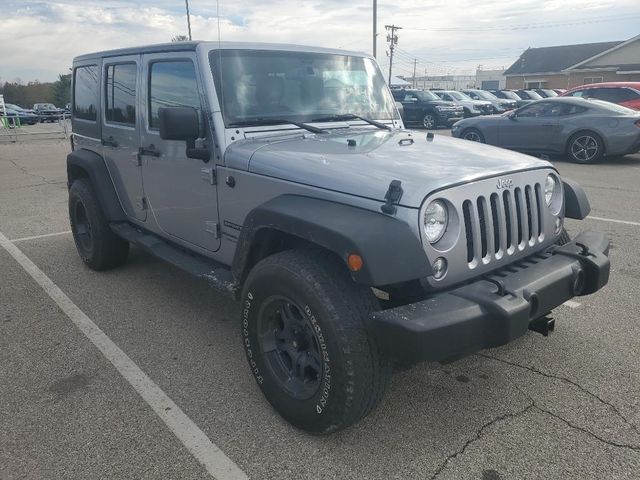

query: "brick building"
left=504, top=34, right=640, bottom=90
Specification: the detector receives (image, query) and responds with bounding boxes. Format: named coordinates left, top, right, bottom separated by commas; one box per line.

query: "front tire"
left=69, top=179, right=129, bottom=270
left=462, top=128, right=485, bottom=143
left=567, top=131, right=604, bottom=164
left=241, top=249, right=390, bottom=434
left=422, top=112, right=437, bottom=129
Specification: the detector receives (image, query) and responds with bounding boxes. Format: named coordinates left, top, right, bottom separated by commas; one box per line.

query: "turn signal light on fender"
left=347, top=254, right=364, bottom=272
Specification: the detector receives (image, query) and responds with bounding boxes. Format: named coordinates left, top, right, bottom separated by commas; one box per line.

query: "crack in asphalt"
left=429, top=383, right=640, bottom=480
left=429, top=401, right=536, bottom=480
left=477, top=353, right=640, bottom=435
left=4, top=180, right=67, bottom=192
left=534, top=405, right=640, bottom=452
left=6, top=158, right=59, bottom=185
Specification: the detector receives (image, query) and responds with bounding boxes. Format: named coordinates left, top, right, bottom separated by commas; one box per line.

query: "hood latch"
left=381, top=180, right=403, bottom=215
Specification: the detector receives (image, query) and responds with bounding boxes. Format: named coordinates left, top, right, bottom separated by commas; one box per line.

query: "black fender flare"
left=67, top=148, right=126, bottom=222
left=562, top=178, right=590, bottom=220
left=232, top=195, right=432, bottom=286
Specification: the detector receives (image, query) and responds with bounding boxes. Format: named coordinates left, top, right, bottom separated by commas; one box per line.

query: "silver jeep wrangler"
left=68, top=41, right=610, bottom=434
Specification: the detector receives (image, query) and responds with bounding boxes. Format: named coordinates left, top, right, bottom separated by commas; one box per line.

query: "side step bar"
left=110, top=222, right=239, bottom=299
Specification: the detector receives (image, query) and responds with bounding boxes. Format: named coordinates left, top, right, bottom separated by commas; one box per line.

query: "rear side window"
left=149, top=61, right=200, bottom=129
left=73, top=65, right=98, bottom=121
left=593, top=88, right=639, bottom=103
left=105, top=63, right=137, bottom=125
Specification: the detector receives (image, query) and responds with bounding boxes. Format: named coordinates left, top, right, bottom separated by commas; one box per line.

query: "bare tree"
left=171, top=34, right=190, bottom=42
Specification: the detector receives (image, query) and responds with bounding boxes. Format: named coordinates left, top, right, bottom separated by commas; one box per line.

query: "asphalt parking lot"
left=1, top=126, right=640, bottom=479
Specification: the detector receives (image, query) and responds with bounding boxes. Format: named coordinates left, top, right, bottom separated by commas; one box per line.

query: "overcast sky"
left=2, top=0, right=639, bottom=82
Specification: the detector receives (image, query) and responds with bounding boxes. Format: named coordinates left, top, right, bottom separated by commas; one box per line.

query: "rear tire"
left=69, top=178, right=129, bottom=270
left=241, top=249, right=390, bottom=434
left=567, top=131, right=604, bottom=164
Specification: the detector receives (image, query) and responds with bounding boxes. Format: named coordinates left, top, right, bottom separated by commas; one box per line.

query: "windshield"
left=501, top=91, right=521, bottom=100
left=416, top=90, right=439, bottom=101
left=209, top=49, right=398, bottom=126
left=447, top=91, right=472, bottom=101
left=524, top=91, right=543, bottom=100
left=541, top=89, right=558, bottom=97
left=472, top=90, right=498, bottom=100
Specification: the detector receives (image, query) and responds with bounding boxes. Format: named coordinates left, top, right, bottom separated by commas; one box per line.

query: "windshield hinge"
left=381, top=180, right=403, bottom=215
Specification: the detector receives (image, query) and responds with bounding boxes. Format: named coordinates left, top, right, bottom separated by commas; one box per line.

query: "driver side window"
left=517, top=102, right=560, bottom=118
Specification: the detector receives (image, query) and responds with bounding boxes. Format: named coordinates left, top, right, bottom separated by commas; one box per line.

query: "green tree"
left=52, top=74, right=71, bottom=107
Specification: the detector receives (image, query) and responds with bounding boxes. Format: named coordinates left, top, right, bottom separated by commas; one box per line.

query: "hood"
left=429, top=100, right=460, bottom=108
left=226, top=128, right=551, bottom=208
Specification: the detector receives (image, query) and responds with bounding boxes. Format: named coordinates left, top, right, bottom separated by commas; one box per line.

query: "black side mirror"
left=158, top=107, right=210, bottom=162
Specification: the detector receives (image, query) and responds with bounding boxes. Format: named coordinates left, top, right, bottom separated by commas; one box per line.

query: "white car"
left=432, top=90, right=492, bottom=117
left=462, top=89, right=518, bottom=113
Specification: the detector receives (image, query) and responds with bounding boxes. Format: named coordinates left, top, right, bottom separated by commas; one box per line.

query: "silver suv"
left=67, top=41, right=610, bottom=434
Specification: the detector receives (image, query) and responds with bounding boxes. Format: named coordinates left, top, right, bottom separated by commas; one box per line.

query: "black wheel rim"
left=423, top=115, right=435, bottom=129
left=464, top=130, right=482, bottom=142
left=257, top=296, right=323, bottom=400
left=571, top=135, right=598, bottom=162
left=73, top=201, right=92, bottom=252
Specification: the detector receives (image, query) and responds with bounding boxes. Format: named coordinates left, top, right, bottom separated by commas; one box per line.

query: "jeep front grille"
left=461, top=185, right=544, bottom=268
left=419, top=169, right=561, bottom=289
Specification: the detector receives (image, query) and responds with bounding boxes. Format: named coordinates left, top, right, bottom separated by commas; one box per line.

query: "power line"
left=402, top=13, right=640, bottom=32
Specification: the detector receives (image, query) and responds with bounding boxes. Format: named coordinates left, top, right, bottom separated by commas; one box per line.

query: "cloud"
left=1, top=0, right=638, bottom=82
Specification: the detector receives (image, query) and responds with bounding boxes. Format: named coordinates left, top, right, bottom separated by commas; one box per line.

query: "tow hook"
left=529, top=316, right=555, bottom=337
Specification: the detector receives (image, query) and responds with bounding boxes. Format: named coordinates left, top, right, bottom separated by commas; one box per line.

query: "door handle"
left=101, top=136, right=118, bottom=147
left=138, top=145, right=161, bottom=157
left=542, top=124, right=555, bottom=127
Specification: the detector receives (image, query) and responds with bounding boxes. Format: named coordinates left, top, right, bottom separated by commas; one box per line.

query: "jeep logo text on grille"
left=496, top=178, right=514, bottom=189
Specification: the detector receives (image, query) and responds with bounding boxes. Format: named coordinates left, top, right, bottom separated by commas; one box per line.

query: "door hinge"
left=136, top=196, right=148, bottom=211
left=201, top=167, right=216, bottom=185
left=205, top=221, right=220, bottom=239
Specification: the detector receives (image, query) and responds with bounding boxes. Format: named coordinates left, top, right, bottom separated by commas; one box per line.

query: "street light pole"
left=185, top=0, right=193, bottom=41
left=373, top=0, right=377, bottom=58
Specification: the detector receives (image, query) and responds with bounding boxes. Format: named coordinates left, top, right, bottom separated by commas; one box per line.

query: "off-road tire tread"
left=244, top=249, right=390, bottom=434
left=556, top=227, right=571, bottom=246
left=69, top=178, right=129, bottom=270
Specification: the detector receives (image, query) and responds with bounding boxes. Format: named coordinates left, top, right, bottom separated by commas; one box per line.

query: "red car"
left=562, top=82, right=640, bottom=110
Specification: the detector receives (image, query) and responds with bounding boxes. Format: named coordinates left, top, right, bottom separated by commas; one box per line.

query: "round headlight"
left=544, top=175, right=556, bottom=206
left=544, top=174, right=563, bottom=216
left=424, top=200, right=448, bottom=243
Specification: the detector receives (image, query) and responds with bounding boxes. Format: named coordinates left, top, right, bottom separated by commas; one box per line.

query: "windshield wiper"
left=311, top=113, right=391, bottom=130
left=227, top=117, right=326, bottom=134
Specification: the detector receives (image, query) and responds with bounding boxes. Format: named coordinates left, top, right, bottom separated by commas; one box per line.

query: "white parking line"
left=588, top=216, right=640, bottom=227
left=562, top=300, right=582, bottom=309
left=0, top=231, right=248, bottom=480
left=10, top=230, right=72, bottom=242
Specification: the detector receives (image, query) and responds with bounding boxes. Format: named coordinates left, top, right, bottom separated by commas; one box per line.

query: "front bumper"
left=441, top=113, right=464, bottom=126
left=370, top=231, right=610, bottom=364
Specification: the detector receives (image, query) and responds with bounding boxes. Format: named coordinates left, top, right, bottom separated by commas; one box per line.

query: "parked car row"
left=1, top=102, right=68, bottom=124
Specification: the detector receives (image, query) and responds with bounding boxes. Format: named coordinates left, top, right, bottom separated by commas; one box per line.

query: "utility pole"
left=373, top=0, right=377, bottom=58
left=385, top=24, right=401, bottom=86
left=185, top=0, right=193, bottom=41
left=412, top=59, right=417, bottom=88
